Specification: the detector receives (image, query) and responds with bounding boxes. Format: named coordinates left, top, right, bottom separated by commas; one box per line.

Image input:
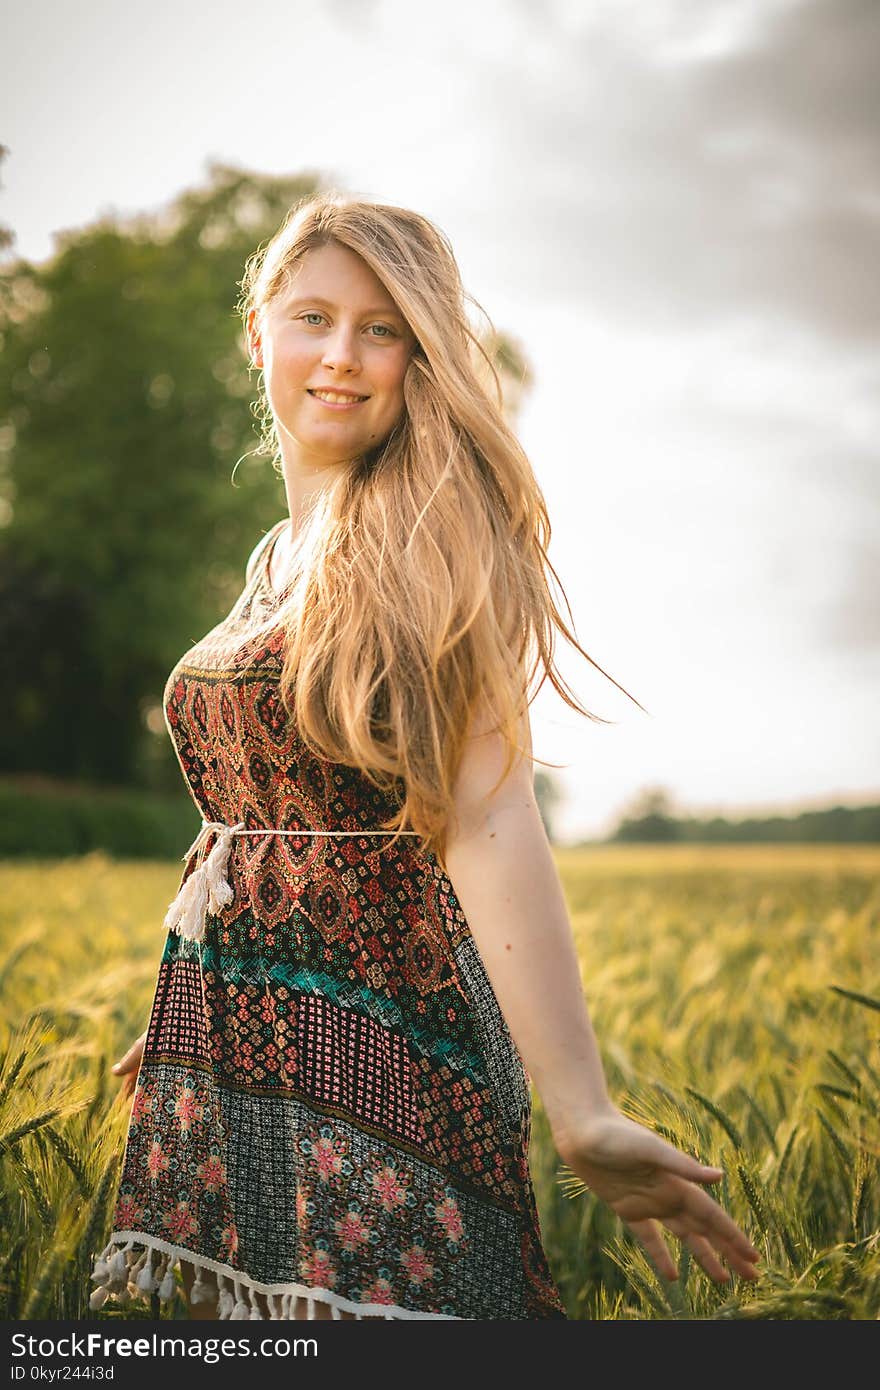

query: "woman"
left=89, top=194, right=760, bottom=1321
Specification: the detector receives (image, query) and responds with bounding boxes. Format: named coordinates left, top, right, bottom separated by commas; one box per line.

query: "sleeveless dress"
left=89, top=520, right=567, bottom=1321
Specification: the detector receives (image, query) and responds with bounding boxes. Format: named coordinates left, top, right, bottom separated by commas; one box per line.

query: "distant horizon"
left=560, top=784, right=880, bottom=845
left=632, top=787, right=880, bottom=819
left=560, top=786, right=880, bottom=846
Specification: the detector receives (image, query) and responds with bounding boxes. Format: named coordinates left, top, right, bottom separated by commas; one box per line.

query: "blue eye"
left=298, top=312, right=395, bottom=337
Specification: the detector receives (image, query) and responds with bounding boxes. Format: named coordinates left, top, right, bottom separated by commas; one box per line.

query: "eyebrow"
left=287, top=294, right=406, bottom=321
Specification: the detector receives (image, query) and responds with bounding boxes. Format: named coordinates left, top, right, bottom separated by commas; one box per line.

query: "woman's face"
left=248, top=241, right=416, bottom=470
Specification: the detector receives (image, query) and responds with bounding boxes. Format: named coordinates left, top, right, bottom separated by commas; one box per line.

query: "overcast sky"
left=3, top=0, right=879, bottom=840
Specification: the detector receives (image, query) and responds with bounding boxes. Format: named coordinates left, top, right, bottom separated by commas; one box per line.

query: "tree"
left=0, top=146, right=15, bottom=255
left=534, top=768, right=564, bottom=844
left=0, top=163, right=319, bottom=785
left=472, top=328, right=532, bottom=424
left=610, top=784, right=681, bottom=842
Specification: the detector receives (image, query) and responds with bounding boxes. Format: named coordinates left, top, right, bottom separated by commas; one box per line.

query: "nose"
left=321, top=323, right=361, bottom=375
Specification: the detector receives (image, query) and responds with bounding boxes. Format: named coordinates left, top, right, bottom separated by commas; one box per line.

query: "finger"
left=671, top=1186, right=762, bottom=1263
left=683, top=1233, right=731, bottom=1285
left=649, top=1139, right=724, bottom=1185
left=665, top=1206, right=761, bottom=1277
left=111, top=1043, right=142, bottom=1074
left=626, top=1218, right=678, bottom=1282
left=620, top=1124, right=727, bottom=1187
left=709, top=1233, right=761, bottom=1280
left=687, top=1229, right=760, bottom=1281
left=112, top=1073, right=133, bottom=1103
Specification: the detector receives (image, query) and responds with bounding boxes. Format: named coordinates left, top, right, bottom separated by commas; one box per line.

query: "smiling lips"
left=307, top=388, right=369, bottom=408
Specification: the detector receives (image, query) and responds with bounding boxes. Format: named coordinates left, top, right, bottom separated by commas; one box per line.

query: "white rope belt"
left=164, top=818, right=418, bottom=945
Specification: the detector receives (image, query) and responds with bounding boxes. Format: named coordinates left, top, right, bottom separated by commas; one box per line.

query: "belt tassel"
left=163, top=820, right=243, bottom=945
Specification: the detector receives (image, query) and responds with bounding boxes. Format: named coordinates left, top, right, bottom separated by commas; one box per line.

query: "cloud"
left=436, top=0, right=880, bottom=345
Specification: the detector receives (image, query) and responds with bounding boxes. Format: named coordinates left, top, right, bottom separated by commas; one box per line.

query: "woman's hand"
left=556, top=1108, right=761, bottom=1285
left=110, top=1030, right=147, bottom=1101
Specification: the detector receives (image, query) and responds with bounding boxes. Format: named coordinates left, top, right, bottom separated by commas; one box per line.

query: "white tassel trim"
left=89, top=1232, right=462, bottom=1319
left=136, top=1248, right=158, bottom=1294
left=89, top=1239, right=182, bottom=1312
left=190, top=1267, right=216, bottom=1305
left=217, top=1275, right=235, bottom=1320
left=163, top=821, right=242, bottom=943
left=230, top=1279, right=250, bottom=1320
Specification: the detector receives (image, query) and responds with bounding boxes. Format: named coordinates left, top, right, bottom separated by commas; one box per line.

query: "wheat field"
left=1, top=845, right=877, bottom=1320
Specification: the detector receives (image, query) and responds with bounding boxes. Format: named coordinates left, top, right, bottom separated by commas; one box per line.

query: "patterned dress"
left=89, top=519, right=567, bottom=1321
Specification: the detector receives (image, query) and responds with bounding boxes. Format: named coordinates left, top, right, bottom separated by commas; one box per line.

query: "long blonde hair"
left=236, top=193, right=643, bottom=868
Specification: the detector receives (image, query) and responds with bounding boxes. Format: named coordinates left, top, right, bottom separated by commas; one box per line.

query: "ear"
left=246, top=307, right=264, bottom=368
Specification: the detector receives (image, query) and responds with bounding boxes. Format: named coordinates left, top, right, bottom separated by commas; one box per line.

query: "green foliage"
left=0, top=164, right=319, bottom=787
left=0, top=855, right=193, bottom=1319
left=532, top=844, right=880, bottom=1318
left=0, top=842, right=877, bottom=1319
left=0, top=774, right=199, bottom=858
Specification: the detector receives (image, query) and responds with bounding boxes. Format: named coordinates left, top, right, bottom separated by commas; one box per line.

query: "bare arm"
left=443, top=708, right=613, bottom=1156
left=443, top=700, right=761, bottom=1285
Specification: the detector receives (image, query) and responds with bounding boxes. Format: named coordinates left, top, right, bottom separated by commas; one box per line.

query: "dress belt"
left=163, top=817, right=419, bottom=945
